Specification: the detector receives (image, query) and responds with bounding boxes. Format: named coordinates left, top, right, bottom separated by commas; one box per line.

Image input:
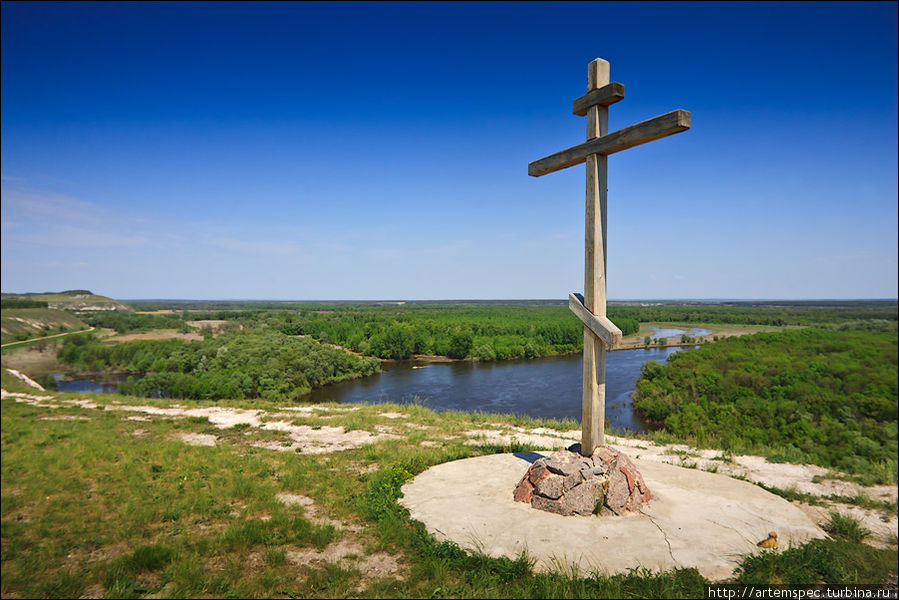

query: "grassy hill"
left=2, top=290, right=131, bottom=312
left=0, top=308, right=89, bottom=345
left=1, top=377, right=896, bottom=598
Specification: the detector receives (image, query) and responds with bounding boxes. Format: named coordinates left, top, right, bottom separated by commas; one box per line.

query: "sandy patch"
left=250, top=423, right=396, bottom=455
left=464, top=427, right=579, bottom=449
left=276, top=493, right=357, bottom=531
left=1, top=346, right=65, bottom=376
left=106, top=331, right=203, bottom=342
left=287, top=539, right=402, bottom=581
left=39, top=415, right=90, bottom=421
left=178, top=432, right=217, bottom=447
left=2, top=391, right=396, bottom=456
left=3, top=389, right=58, bottom=406
left=379, top=411, right=407, bottom=419
left=187, top=320, right=229, bottom=330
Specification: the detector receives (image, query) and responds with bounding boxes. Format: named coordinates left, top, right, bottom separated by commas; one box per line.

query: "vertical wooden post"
left=581, top=58, right=609, bottom=455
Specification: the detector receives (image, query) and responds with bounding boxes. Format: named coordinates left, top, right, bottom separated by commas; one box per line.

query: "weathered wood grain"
left=572, top=82, right=625, bottom=116
left=569, top=293, right=622, bottom=349
left=528, top=109, right=691, bottom=177
left=582, top=58, right=610, bottom=454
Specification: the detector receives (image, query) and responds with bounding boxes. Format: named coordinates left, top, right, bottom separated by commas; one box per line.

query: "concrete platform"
left=399, top=452, right=827, bottom=581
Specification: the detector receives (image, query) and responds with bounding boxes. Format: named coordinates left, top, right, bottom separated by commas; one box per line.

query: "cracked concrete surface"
left=400, top=453, right=826, bottom=581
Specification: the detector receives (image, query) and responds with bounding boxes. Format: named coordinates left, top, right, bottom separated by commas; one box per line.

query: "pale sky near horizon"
left=2, top=1, right=897, bottom=301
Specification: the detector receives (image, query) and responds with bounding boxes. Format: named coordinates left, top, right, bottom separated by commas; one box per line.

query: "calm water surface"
left=305, top=346, right=691, bottom=432
left=54, top=374, right=128, bottom=394
left=646, top=326, right=711, bottom=339
left=56, top=346, right=694, bottom=433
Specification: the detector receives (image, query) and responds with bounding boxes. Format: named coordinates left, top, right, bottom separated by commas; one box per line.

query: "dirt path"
left=1, top=326, right=95, bottom=349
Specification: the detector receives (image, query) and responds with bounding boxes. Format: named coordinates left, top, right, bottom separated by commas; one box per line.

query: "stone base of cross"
left=530, top=58, right=690, bottom=456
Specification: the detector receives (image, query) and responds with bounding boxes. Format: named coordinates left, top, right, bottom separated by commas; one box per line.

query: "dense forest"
left=633, top=329, right=898, bottom=482
left=271, top=306, right=639, bottom=360
left=86, top=311, right=189, bottom=333
left=609, top=301, right=897, bottom=327
left=57, top=331, right=380, bottom=401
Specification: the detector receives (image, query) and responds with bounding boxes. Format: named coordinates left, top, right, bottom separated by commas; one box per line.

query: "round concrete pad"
left=400, top=452, right=827, bottom=581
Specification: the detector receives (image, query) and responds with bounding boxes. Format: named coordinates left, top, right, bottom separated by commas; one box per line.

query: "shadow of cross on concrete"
left=529, top=58, right=690, bottom=457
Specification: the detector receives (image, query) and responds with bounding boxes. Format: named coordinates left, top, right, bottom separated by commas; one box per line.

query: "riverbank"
left=2, top=378, right=896, bottom=597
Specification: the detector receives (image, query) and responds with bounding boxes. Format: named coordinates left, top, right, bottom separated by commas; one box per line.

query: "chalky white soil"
left=3, top=383, right=896, bottom=548
left=2, top=389, right=397, bottom=455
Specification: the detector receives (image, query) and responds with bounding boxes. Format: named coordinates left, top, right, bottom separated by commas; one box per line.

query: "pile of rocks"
left=513, top=444, right=651, bottom=516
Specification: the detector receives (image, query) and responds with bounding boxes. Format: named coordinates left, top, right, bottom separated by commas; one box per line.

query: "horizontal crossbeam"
left=529, top=109, right=691, bottom=177
left=569, top=293, right=622, bottom=349
left=572, top=82, right=625, bottom=116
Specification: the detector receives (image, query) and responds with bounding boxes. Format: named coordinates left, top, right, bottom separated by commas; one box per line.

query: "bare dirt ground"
left=4, top=390, right=398, bottom=455
left=1, top=344, right=66, bottom=375
left=105, top=330, right=204, bottom=342
left=186, top=319, right=230, bottom=330
left=3, top=383, right=896, bottom=551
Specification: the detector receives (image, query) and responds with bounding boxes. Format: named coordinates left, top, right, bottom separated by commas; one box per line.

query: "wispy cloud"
left=2, top=186, right=114, bottom=226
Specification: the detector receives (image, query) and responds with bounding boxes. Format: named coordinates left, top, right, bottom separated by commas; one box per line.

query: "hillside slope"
left=2, top=290, right=131, bottom=312
left=0, top=308, right=89, bottom=344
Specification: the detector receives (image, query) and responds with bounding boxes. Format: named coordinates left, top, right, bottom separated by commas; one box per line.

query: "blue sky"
left=2, top=1, right=897, bottom=300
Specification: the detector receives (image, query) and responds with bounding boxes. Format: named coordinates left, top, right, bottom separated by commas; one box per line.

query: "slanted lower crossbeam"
left=569, top=293, right=622, bottom=349
left=528, top=109, right=690, bottom=177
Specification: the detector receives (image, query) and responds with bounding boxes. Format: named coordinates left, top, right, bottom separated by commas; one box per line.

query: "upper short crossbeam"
left=572, top=82, right=625, bottom=116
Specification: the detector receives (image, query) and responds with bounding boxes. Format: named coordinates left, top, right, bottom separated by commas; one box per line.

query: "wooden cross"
left=529, top=58, right=690, bottom=456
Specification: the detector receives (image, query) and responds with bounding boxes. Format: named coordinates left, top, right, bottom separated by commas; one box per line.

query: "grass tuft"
left=826, top=512, right=871, bottom=543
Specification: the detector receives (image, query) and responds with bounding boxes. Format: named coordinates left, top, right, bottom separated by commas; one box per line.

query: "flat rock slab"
left=400, top=453, right=826, bottom=581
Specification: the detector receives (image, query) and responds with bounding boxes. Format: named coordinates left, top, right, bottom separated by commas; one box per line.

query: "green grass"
left=3, top=390, right=897, bottom=598
left=735, top=539, right=896, bottom=585
left=1, top=308, right=89, bottom=345
left=826, top=512, right=872, bottom=543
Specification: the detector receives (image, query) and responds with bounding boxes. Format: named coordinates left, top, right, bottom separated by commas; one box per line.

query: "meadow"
left=2, top=371, right=896, bottom=598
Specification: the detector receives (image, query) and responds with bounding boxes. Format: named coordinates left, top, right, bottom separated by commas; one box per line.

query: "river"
left=56, top=339, right=699, bottom=433
left=303, top=346, right=690, bottom=432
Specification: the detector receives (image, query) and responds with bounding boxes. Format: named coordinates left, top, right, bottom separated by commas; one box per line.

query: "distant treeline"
left=634, top=329, right=898, bottom=483
left=75, top=301, right=897, bottom=362
left=271, top=306, right=640, bottom=360
left=85, top=312, right=188, bottom=333
left=1, top=299, right=49, bottom=309
left=58, top=331, right=379, bottom=401
left=610, top=303, right=897, bottom=326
